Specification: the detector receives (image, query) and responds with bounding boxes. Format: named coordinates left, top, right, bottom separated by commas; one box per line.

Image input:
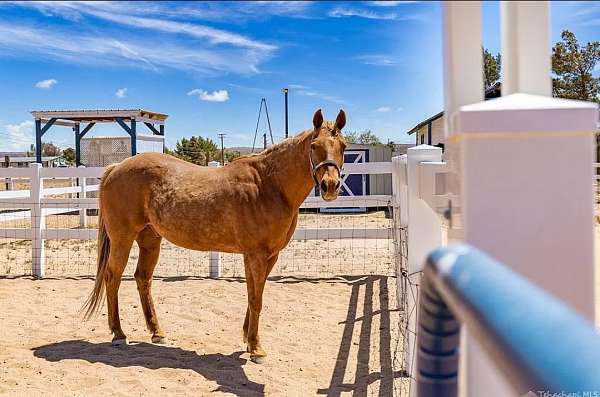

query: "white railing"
left=0, top=161, right=396, bottom=278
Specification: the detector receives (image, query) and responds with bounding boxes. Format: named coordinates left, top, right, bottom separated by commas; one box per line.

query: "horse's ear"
left=335, top=109, right=346, bottom=131
left=313, top=109, right=323, bottom=130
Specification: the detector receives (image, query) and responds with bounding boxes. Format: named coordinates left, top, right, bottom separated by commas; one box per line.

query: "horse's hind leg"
left=134, top=226, right=165, bottom=344
left=106, top=236, right=135, bottom=345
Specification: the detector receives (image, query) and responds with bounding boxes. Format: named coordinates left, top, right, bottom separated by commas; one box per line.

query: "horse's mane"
left=231, top=128, right=314, bottom=163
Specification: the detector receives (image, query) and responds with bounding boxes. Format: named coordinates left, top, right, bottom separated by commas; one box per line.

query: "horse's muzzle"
left=320, top=176, right=341, bottom=201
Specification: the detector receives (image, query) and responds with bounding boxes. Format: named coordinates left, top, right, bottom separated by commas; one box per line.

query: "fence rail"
left=417, top=245, right=600, bottom=396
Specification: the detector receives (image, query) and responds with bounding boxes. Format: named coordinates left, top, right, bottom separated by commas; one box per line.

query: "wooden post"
left=30, top=163, right=45, bottom=278
left=208, top=161, right=221, bottom=278
left=130, top=118, right=137, bottom=156
left=35, top=119, right=43, bottom=164
left=406, top=145, right=443, bottom=396
left=78, top=166, right=87, bottom=228
left=4, top=156, right=9, bottom=191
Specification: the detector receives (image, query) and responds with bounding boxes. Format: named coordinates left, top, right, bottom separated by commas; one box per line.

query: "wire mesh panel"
left=7, top=205, right=396, bottom=278
left=81, top=137, right=131, bottom=167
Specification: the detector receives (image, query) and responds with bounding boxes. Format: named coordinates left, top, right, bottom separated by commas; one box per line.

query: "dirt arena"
left=0, top=275, right=404, bottom=396
left=0, top=210, right=406, bottom=396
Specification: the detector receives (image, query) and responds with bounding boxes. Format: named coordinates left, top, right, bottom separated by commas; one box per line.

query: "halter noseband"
left=309, top=152, right=341, bottom=187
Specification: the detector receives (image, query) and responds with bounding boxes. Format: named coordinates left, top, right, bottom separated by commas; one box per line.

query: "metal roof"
left=30, top=108, right=168, bottom=125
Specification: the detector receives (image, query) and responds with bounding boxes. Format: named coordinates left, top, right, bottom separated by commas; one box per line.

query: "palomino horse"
left=83, top=109, right=347, bottom=363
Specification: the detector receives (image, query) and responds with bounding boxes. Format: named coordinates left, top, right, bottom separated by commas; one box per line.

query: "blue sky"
left=0, top=1, right=598, bottom=151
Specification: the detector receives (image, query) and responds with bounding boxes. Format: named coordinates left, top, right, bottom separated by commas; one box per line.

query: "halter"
left=309, top=149, right=341, bottom=188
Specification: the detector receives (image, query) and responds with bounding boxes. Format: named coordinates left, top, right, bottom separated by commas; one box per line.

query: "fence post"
left=405, top=145, right=443, bottom=395
left=78, top=165, right=87, bottom=227
left=30, top=163, right=45, bottom=278
left=501, top=1, right=551, bottom=97
left=208, top=161, right=221, bottom=278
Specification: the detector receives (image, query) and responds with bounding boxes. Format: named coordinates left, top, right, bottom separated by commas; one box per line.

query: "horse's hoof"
left=152, top=335, right=166, bottom=344
left=111, top=338, right=127, bottom=347
left=250, top=354, right=266, bottom=364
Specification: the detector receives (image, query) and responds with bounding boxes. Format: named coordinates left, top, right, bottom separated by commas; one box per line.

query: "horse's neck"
left=261, top=130, right=314, bottom=209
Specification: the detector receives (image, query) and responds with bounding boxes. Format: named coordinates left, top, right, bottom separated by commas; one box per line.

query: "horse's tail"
left=82, top=163, right=118, bottom=319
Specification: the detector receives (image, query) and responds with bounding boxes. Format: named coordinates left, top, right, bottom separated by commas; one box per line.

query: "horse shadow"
left=32, top=340, right=264, bottom=397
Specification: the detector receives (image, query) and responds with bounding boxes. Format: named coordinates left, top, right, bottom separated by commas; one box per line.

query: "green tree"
left=224, top=149, right=241, bottom=163
left=344, top=131, right=358, bottom=144
left=27, top=142, right=61, bottom=157
left=483, top=47, right=501, bottom=89
left=343, top=130, right=381, bottom=145
left=173, top=136, right=219, bottom=165
left=62, top=147, right=75, bottom=165
left=357, top=130, right=381, bottom=145
left=552, top=30, right=600, bottom=102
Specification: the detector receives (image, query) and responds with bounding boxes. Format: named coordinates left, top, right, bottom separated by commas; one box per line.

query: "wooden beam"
left=144, top=122, right=160, bottom=135
left=79, top=122, right=95, bottom=138
left=115, top=118, right=132, bottom=135
left=40, top=118, right=57, bottom=136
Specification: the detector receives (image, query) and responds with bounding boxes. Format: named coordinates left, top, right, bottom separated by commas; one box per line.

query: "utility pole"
left=282, top=88, right=289, bottom=138
left=217, top=133, right=226, bottom=165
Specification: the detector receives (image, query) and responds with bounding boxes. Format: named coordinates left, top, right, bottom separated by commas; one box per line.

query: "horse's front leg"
left=243, top=252, right=278, bottom=363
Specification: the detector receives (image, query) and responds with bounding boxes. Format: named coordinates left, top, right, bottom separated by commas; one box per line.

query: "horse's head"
left=310, top=109, right=347, bottom=201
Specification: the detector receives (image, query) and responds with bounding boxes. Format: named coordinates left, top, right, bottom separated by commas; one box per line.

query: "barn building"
left=407, top=82, right=501, bottom=149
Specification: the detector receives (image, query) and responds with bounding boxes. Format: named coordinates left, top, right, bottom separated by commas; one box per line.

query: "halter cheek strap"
left=310, top=156, right=341, bottom=187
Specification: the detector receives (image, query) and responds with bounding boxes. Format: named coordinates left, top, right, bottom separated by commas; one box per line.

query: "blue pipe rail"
left=417, top=245, right=600, bottom=396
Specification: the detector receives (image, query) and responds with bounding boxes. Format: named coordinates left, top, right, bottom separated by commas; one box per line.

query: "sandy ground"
left=0, top=275, right=405, bottom=396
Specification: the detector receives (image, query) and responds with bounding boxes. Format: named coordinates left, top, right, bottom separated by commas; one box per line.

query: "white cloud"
left=356, top=54, right=400, bottom=66
left=377, top=106, right=391, bottom=112
left=3, top=120, right=34, bottom=150
left=329, top=5, right=422, bottom=21
left=296, top=89, right=346, bottom=105
left=187, top=89, right=230, bottom=102
left=368, top=1, right=419, bottom=7
left=0, top=23, right=269, bottom=75
left=35, top=79, right=57, bottom=89
left=115, top=88, right=127, bottom=98
left=9, top=2, right=276, bottom=52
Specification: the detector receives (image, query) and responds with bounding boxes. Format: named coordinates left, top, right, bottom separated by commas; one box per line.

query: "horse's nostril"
left=320, top=180, right=328, bottom=192
left=334, top=180, right=341, bottom=191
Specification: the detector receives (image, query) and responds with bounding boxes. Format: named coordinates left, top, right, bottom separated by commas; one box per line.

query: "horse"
left=83, top=109, right=347, bottom=363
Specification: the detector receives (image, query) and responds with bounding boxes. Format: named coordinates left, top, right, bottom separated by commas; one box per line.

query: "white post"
left=208, top=160, right=221, bottom=278
left=30, top=163, right=45, bottom=278
left=78, top=166, right=87, bottom=228
left=391, top=155, right=408, bottom=228
left=501, top=1, right=551, bottom=97
left=455, top=94, right=598, bottom=397
left=406, top=145, right=443, bottom=395
left=442, top=1, right=484, bottom=137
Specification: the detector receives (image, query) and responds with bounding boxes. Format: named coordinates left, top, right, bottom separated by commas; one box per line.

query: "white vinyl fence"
left=0, top=161, right=398, bottom=278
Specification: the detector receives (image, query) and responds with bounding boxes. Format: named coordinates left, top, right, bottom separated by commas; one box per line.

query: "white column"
left=456, top=94, right=598, bottom=396
left=78, top=166, right=87, bottom=228
left=501, top=1, right=551, bottom=97
left=391, top=155, right=408, bottom=228
left=208, top=160, right=221, bottom=278
left=442, top=1, right=484, bottom=137
left=30, top=163, right=45, bottom=278
left=406, top=145, right=443, bottom=395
